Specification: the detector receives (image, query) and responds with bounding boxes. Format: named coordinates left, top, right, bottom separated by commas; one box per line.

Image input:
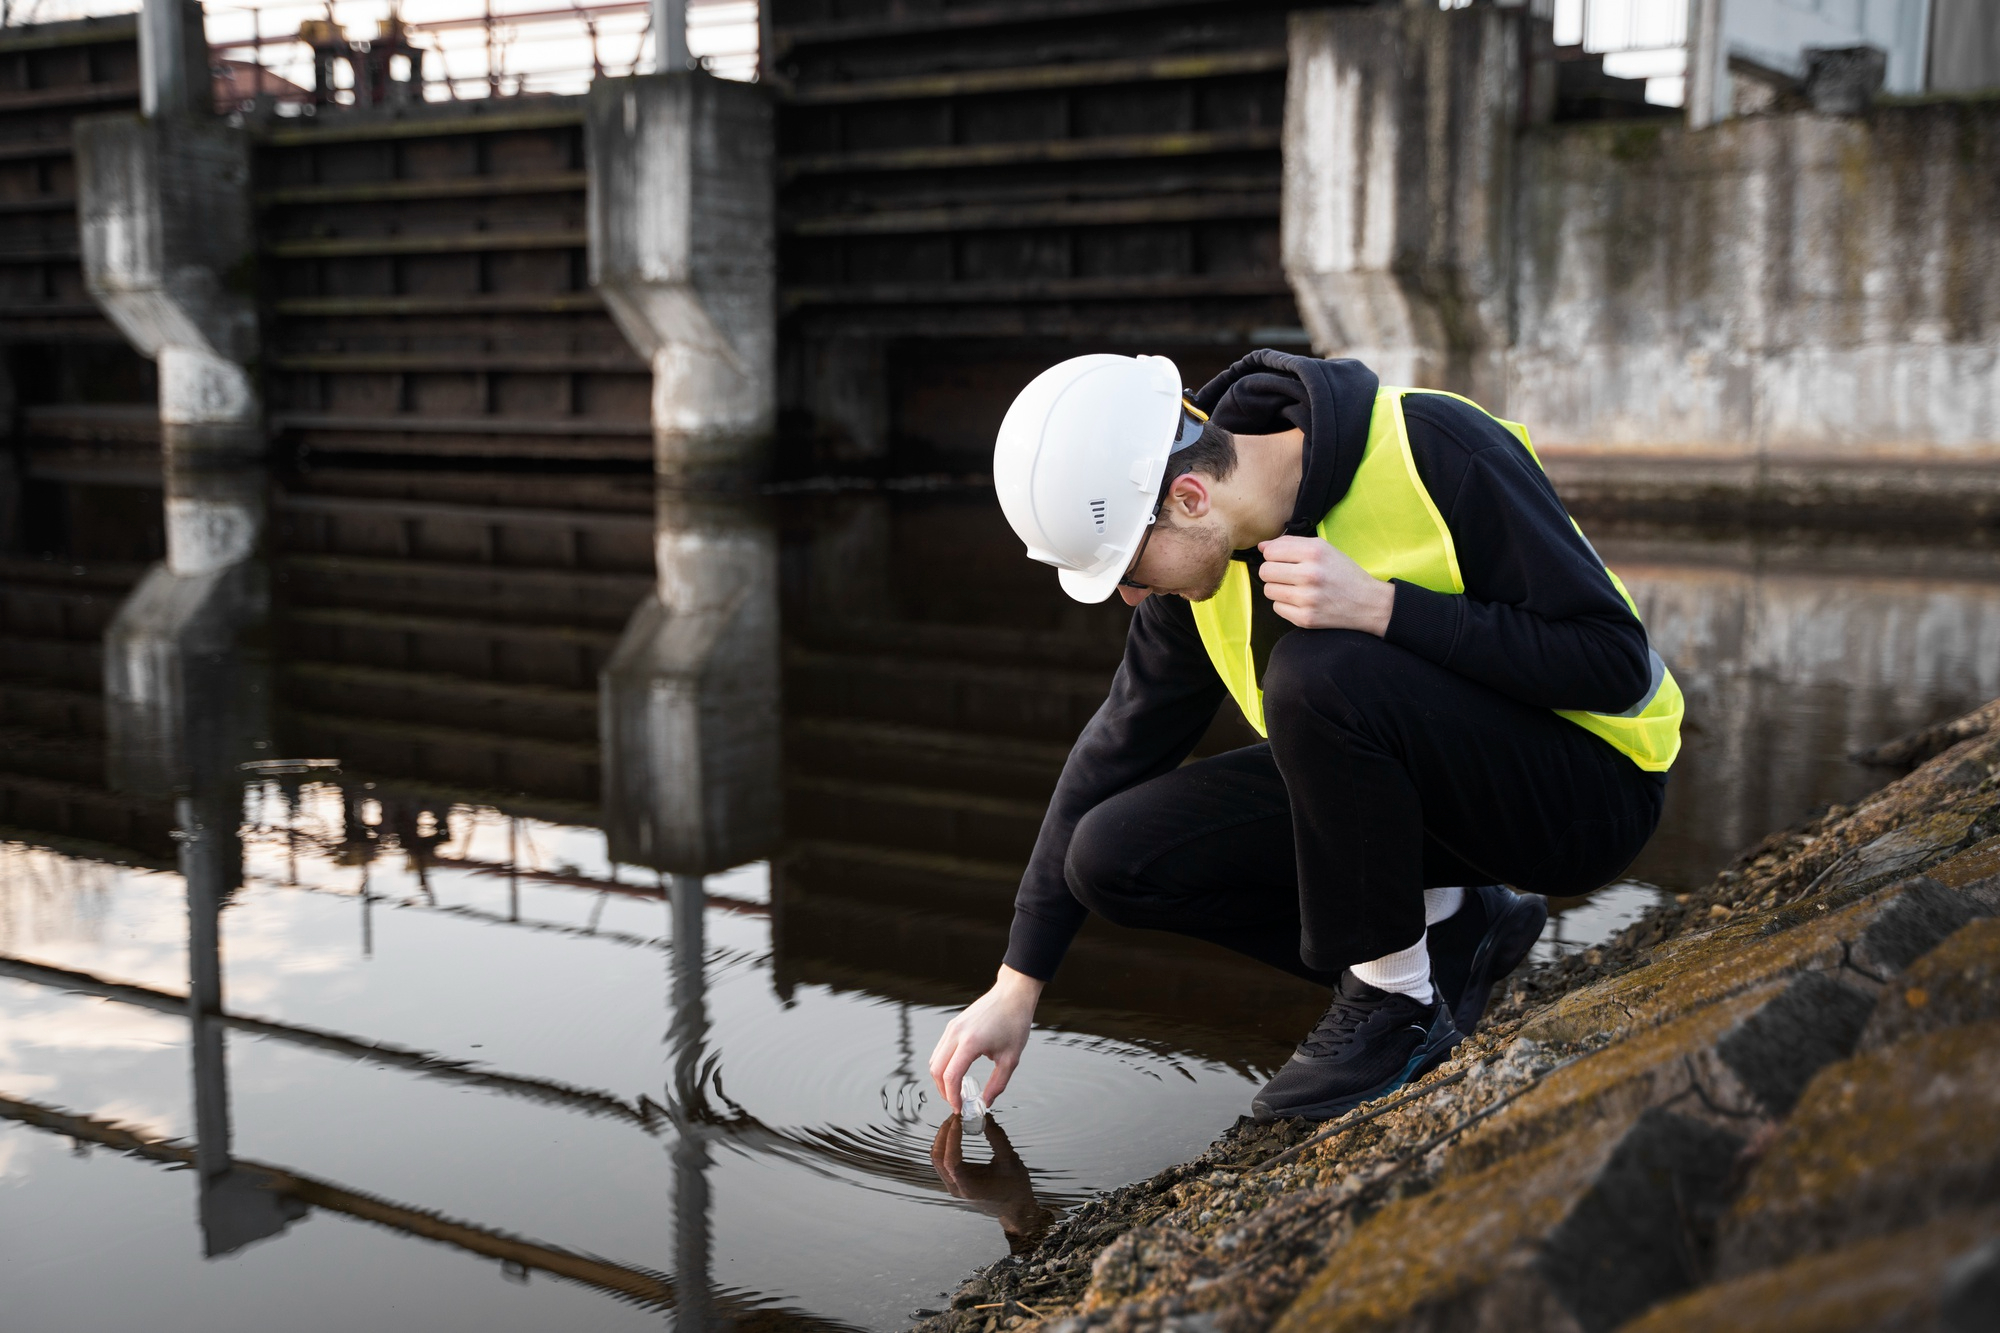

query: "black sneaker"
left=1428, top=884, right=1548, bottom=1036
left=1250, top=971, right=1461, bottom=1123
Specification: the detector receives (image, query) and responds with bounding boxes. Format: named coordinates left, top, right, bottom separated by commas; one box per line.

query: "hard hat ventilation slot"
left=1088, top=499, right=1108, bottom=533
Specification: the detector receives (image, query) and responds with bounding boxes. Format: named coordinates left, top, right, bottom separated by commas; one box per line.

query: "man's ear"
left=1168, top=472, right=1212, bottom=520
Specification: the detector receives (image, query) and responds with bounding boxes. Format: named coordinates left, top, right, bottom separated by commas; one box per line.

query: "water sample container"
left=960, top=1072, right=989, bottom=1130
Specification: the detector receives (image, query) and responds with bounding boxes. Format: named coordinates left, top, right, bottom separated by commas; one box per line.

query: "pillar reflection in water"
left=602, top=488, right=780, bottom=1331
left=184, top=786, right=310, bottom=1257
left=104, top=525, right=301, bottom=1256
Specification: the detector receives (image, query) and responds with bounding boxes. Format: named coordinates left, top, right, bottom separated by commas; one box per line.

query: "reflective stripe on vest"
left=1187, top=386, right=1683, bottom=772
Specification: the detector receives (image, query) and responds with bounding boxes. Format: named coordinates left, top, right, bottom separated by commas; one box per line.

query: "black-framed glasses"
left=1117, top=514, right=1162, bottom=590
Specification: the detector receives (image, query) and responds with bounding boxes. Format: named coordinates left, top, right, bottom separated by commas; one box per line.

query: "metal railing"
left=9, top=1, right=757, bottom=109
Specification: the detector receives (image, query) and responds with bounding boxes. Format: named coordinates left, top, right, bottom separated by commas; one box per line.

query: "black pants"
left=1062, top=630, right=1666, bottom=983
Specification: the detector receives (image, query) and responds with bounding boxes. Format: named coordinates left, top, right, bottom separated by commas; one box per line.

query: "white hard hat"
left=993, top=353, right=1207, bottom=604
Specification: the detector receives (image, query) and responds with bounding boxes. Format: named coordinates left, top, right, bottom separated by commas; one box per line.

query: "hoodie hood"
left=1190, top=350, right=1379, bottom=536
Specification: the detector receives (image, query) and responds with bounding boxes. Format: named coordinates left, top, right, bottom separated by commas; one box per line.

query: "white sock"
left=1423, top=886, right=1466, bottom=926
left=1350, top=934, right=1434, bottom=1003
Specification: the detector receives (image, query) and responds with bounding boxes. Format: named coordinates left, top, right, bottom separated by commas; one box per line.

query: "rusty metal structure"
left=766, top=0, right=1317, bottom=468
left=0, top=15, right=165, bottom=859
left=0, top=0, right=1320, bottom=1010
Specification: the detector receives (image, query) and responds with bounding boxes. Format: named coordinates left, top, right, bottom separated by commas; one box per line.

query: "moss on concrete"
left=1518, top=870, right=1969, bottom=1047
left=1447, top=984, right=1777, bottom=1177
left=1720, top=1018, right=2000, bottom=1273
left=1620, top=1209, right=2000, bottom=1333
left=1930, top=834, right=2000, bottom=889
left=1861, top=917, right=2000, bottom=1050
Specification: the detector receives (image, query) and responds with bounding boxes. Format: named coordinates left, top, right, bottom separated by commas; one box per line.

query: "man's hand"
left=929, top=965, right=1044, bottom=1113
left=1256, top=535, right=1396, bottom=635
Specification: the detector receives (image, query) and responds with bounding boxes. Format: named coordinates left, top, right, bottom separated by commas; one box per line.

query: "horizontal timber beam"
left=779, top=126, right=1278, bottom=177
left=272, top=411, right=647, bottom=436
left=0, top=139, right=74, bottom=163
left=258, top=172, right=587, bottom=207
left=781, top=47, right=1284, bottom=105
left=259, top=107, right=584, bottom=147
left=0, top=81, right=138, bottom=112
left=782, top=272, right=1291, bottom=308
left=270, top=353, right=646, bottom=374
left=0, top=17, right=136, bottom=53
left=264, top=229, right=584, bottom=259
left=775, top=0, right=1239, bottom=53
left=786, top=191, right=1278, bottom=236
left=0, top=196, right=75, bottom=215
left=271, top=293, right=604, bottom=316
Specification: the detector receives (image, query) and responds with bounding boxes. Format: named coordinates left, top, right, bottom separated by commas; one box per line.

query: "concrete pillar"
left=600, top=490, right=780, bottom=876
left=1928, top=0, right=2000, bottom=93
left=587, top=72, right=775, bottom=486
left=140, top=0, right=211, bottom=120
left=78, top=0, right=267, bottom=796
left=651, top=0, right=691, bottom=75
left=1687, top=0, right=1729, bottom=129
left=591, top=68, right=780, bottom=877
left=1281, top=4, right=1531, bottom=403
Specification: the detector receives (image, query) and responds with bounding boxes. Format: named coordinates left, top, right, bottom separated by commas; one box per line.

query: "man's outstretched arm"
left=930, top=595, right=1225, bottom=1110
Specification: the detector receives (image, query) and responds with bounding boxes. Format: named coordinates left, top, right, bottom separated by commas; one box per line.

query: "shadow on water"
left=3, top=471, right=2000, bottom=1329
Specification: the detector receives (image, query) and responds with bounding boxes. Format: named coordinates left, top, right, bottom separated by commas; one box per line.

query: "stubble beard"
left=1175, top=522, right=1236, bottom=603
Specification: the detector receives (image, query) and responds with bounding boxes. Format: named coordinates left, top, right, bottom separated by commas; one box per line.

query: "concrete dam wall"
left=1283, top=4, right=2000, bottom=523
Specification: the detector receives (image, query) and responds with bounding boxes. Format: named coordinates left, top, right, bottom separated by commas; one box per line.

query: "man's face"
left=1115, top=509, right=1233, bottom=606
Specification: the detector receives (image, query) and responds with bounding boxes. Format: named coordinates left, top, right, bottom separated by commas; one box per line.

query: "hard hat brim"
left=1057, top=559, right=1130, bottom=604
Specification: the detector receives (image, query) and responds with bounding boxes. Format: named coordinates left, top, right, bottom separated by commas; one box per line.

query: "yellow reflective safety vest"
left=1188, top=387, right=1682, bottom=772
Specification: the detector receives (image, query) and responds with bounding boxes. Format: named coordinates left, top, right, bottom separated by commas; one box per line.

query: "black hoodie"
left=1000, top=350, right=1659, bottom=981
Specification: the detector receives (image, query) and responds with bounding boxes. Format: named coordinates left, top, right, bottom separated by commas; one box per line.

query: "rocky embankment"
left=916, top=700, right=2000, bottom=1333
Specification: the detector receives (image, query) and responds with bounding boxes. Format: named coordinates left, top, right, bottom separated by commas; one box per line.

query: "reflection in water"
left=931, top=1117, right=1059, bottom=1256
left=184, top=787, right=313, bottom=1259
left=4, top=475, right=2000, bottom=1329
left=1608, top=535, right=2000, bottom=887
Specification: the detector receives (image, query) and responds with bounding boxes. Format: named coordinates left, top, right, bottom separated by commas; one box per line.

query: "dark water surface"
left=3, top=478, right=1997, bottom=1331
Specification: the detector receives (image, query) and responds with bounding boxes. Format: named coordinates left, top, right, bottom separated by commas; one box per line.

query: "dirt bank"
left=915, top=699, right=2000, bottom=1333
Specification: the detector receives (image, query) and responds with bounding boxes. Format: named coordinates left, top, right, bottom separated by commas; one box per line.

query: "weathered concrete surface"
left=908, top=697, right=2000, bottom=1333
left=1861, top=915, right=2000, bottom=1049
left=1718, top=1018, right=2000, bottom=1274
left=1283, top=8, right=2000, bottom=518
left=1270, top=1107, right=1744, bottom=1333
left=1447, top=971, right=1868, bottom=1180
left=1280, top=5, right=1540, bottom=406
left=1620, top=1208, right=2000, bottom=1333
left=1518, top=869, right=1976, bottom=1045
left=587, top=72, right=775, bottom=484
left=1509, top=107, right=2000, bottom=457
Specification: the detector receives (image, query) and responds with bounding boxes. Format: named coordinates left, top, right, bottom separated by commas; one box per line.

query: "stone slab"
left=1719, top=1018, right=2000, bottom=1276
left=1523, top=876, right=1976, bottom=1047
left=1451, top=971, right=1873, bottom=1179
left=1860, top=917, right=2000, bottom=1052
left=1272, top=1108, right=1743, bottom=1333
left=1619, top=1209, right=2000, bottom=1333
